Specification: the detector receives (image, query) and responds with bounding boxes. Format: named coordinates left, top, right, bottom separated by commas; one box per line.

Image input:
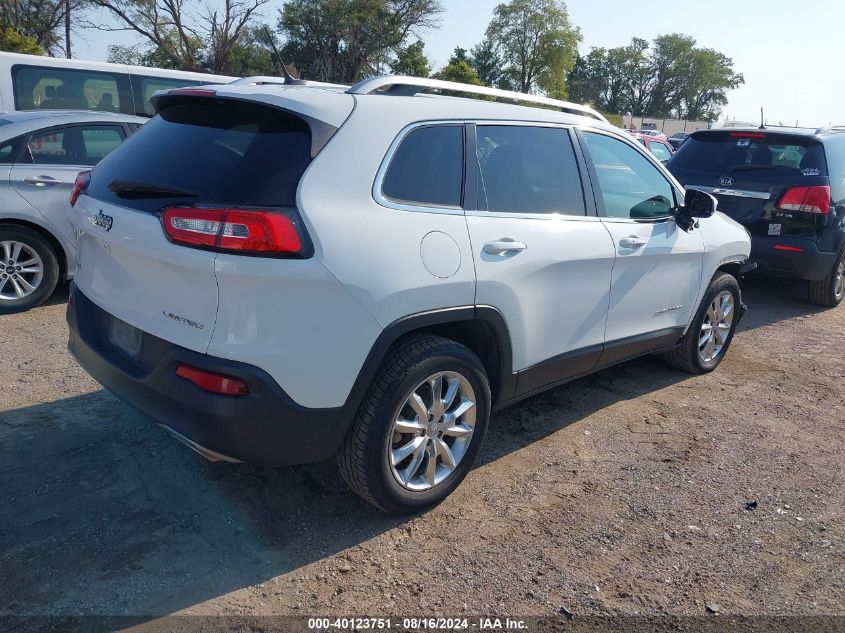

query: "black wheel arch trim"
left=346, top=305, right=516, bottom=406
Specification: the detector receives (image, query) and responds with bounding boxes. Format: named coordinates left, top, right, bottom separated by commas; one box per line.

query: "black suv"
left=667, top=127, right=845, bottom=306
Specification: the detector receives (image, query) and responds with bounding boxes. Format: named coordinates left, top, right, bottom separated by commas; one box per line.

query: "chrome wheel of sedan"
left=388, top=371, right=477, bottom=492
left=0, top=241, right=44, bottom=302
left=835, top=255, right=844, bottom=301
left=699, top=290, right=734, bottom=363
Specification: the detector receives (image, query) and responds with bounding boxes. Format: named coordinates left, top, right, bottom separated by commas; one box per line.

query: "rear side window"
left=476, top=125, right=585, bottom=215
left=670, top=132, right=828, bottom=177
left=649, top=142, right=672, bottom=162
left=27, top=125, right=126, bottom=167
left=12, top=65, right=131, bottom=114
left=130, top=75, right=205, bottom=116
left=382, top=125, right=464, bottom=207
left=87, top=100, right=312, bottom=213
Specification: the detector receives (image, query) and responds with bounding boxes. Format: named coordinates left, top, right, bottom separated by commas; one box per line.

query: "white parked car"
left=0, top=110, right=145, bottom=312
left=66, top=77, right=753, bottom=513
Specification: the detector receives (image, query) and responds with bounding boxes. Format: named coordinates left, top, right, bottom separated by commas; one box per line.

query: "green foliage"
left=0, top=0, right=74, bottom=56
left=448, top=46, right=470, bottom=66
left=568, top=33, right=743, bottom=121
left=279, top=0, right=442, bottom=83
left=391, top=40, right=430, bottom=77
left=485, top=0, right=581, bottom=94
left=469, top=38, right=504, bottom=87
left=0, top=27, right=44, bottom=55
left=433, top=59, right=482, bottom=85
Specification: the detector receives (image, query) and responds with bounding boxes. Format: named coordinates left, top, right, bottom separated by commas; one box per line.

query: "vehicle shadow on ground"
left=0, top=277, right=830, bottom=622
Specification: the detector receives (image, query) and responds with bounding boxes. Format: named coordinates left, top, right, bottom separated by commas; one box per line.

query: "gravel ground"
left=1, top=278, right=843, bottom=629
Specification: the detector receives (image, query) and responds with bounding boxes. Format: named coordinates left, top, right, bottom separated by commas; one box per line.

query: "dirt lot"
left=1, top=278, right=843, bottom=629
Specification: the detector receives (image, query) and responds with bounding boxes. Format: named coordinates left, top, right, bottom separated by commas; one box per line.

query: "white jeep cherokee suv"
left=67, top=76, right=753, bottom=514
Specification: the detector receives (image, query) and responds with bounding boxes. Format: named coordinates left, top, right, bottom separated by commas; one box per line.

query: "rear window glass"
left=477, top=125, right=585, bottom=215
left=382, top=125, right=464, bottom=207
left=87, top=100, right=312, bottom=213
left=669, top=132, right=828, bottom=176
left=13, top=65, right=130, bottom=113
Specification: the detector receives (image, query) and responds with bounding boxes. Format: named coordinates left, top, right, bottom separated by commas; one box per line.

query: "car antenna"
left=759, top=107, right=766, bottom=130
left=263, top=26, right=306, bottom=85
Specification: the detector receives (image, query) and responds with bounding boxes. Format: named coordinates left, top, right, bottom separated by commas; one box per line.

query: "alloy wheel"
left=0, top=241, right=43, bottom=302
left=699, top=291, right=735, bottom=363
left=388, top=371, right=477, bottom=492
left=835, top=254, right=844, bottom=301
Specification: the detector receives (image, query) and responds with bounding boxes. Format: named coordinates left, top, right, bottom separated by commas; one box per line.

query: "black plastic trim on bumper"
left=66, top=284, right=359, bottom=467
left=750, top=236, right=838, bottom=281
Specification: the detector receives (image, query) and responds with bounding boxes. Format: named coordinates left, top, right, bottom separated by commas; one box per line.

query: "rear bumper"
left=66, top=284, right=359, bottom=467
left=750, top=236, right=838, bottom=281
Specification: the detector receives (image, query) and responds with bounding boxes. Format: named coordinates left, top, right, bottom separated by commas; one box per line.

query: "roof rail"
left=229, top=76, right=348, bottom=90
left=347, top=76, right=608, bottom=123
left=815, top=124, right=845, bottom=134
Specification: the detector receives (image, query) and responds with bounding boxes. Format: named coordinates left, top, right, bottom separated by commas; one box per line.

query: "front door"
left=579, top=130, right=705, bottom=364
left=466, top=124, right=617, bottom=398
left=10, top=123, right=127, bottom=243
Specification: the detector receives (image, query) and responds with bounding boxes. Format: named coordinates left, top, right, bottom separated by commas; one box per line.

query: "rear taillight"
left=175, top=364, right=249, bottom=396
left=777, top=185, right=830, bottom=215
left=161, top=207, right=304, bottom=256
left=730, top=132, right=766, bottom=139
left=70, top=171, right=91, bottom=207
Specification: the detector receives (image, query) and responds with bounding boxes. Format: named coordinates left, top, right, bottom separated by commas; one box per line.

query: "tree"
left=484, top=0, right=581, bottom=95
left=0, top=0, right=80, bottom=56
left=391, top=39, right=429, bottom=77
left=432, top=59, right=482, bottom=85
left=278, top=0, right=442, bottom=84
left=469, top=38, right=503, bottom=87
left=89, top=0, right=267, bottom=73
left=448, top=46, right=469, bottom=66
left=0, top=27, right=44, bottom=54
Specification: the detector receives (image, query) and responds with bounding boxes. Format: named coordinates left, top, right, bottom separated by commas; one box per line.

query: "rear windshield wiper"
left=729, top=165, right=776, bottom=172
left=109, top=180, right=197, bottom=199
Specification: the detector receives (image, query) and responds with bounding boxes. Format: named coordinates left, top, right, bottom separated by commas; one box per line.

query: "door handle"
left=24, top=175, right=63, bottom=186
left=619, top=236, right=647, bottom=249
left=483, top=240, right=527, bottom=256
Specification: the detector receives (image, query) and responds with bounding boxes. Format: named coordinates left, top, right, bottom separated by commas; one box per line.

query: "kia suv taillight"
left=70, top=171, right=91, bottom=207
left=777, top=186, right=830, bottom=215
left=161, top=206, right=307, bottom=257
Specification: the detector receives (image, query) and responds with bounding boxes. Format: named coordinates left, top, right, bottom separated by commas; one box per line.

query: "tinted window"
left=13, top=65, right=130, bottom=113
left=0, top=136, right=23, bottom=163
left=382, top=126, right=464, bottom=207
left=649, top=142, right=672, bottom=162
left=583, top=132, right=676, bottom=219
left=87, top=100, right=312, bottom=213
left=130, top=75, right=205, bottom=116
left=27, top=125, right=125, bottom=167
left=477, top=125, right=585, bottom=215
left=669, top=131, right=828, bottom=177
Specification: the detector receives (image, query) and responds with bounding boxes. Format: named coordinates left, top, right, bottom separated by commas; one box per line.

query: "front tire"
left=664, top=273, right=741, bottom=374
left=808, top=248, right=845, bottom=308
left=0, top=226, right=60, bottom=315
left=337, top=335, right=491, bottom=514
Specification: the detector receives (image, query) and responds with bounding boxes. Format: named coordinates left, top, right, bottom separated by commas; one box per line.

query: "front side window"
left=13, top=65, right=129, bottom=113
left=0, top=136, right=23, bottom=164
left=649, top=142, right=672, bottom=162
left=582, top=132, right=676, bottom=220
left=382, top=125, right=464, bottom=208
left=27, top=125, right=125, bottom=167
left=476, top=125, right=586, bottom=215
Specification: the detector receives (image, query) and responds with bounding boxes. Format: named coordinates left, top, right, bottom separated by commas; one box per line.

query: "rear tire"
left=337, top=335, right=491, bottom=514
left=664, top=273, right=741, bottom=374
left=0, top=225, right=60, bottom=315
left=808, top=248, right=845, bottom=308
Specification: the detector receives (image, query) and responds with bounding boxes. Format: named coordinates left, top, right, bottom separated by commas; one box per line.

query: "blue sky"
left=75, top=0, right=844, bottom=126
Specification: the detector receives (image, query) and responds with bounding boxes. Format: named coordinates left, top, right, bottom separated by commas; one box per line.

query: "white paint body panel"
left=602, top=218, right=705, bottom=342
left=466, top=214, right=615, bottom=370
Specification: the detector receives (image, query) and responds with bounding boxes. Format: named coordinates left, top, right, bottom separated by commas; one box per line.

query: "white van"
left=0, top=52, right=236, bottom=117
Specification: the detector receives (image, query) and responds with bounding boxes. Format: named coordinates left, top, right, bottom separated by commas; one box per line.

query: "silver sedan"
left=0, top=110, right=145, bottom=313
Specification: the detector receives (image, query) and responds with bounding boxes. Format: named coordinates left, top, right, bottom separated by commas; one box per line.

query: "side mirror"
left=684, top=188, right=718, bottom=218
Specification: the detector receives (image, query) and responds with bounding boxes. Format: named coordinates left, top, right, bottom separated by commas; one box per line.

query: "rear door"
left=579, top=129, right=704, bottom=357
left=667, top=130, right=830, bottom=239
left=465, top=124, right=616, bottom=395
left=69, top=98, right=317, bottom=354
left=10, top=123, right=126, bottom=243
